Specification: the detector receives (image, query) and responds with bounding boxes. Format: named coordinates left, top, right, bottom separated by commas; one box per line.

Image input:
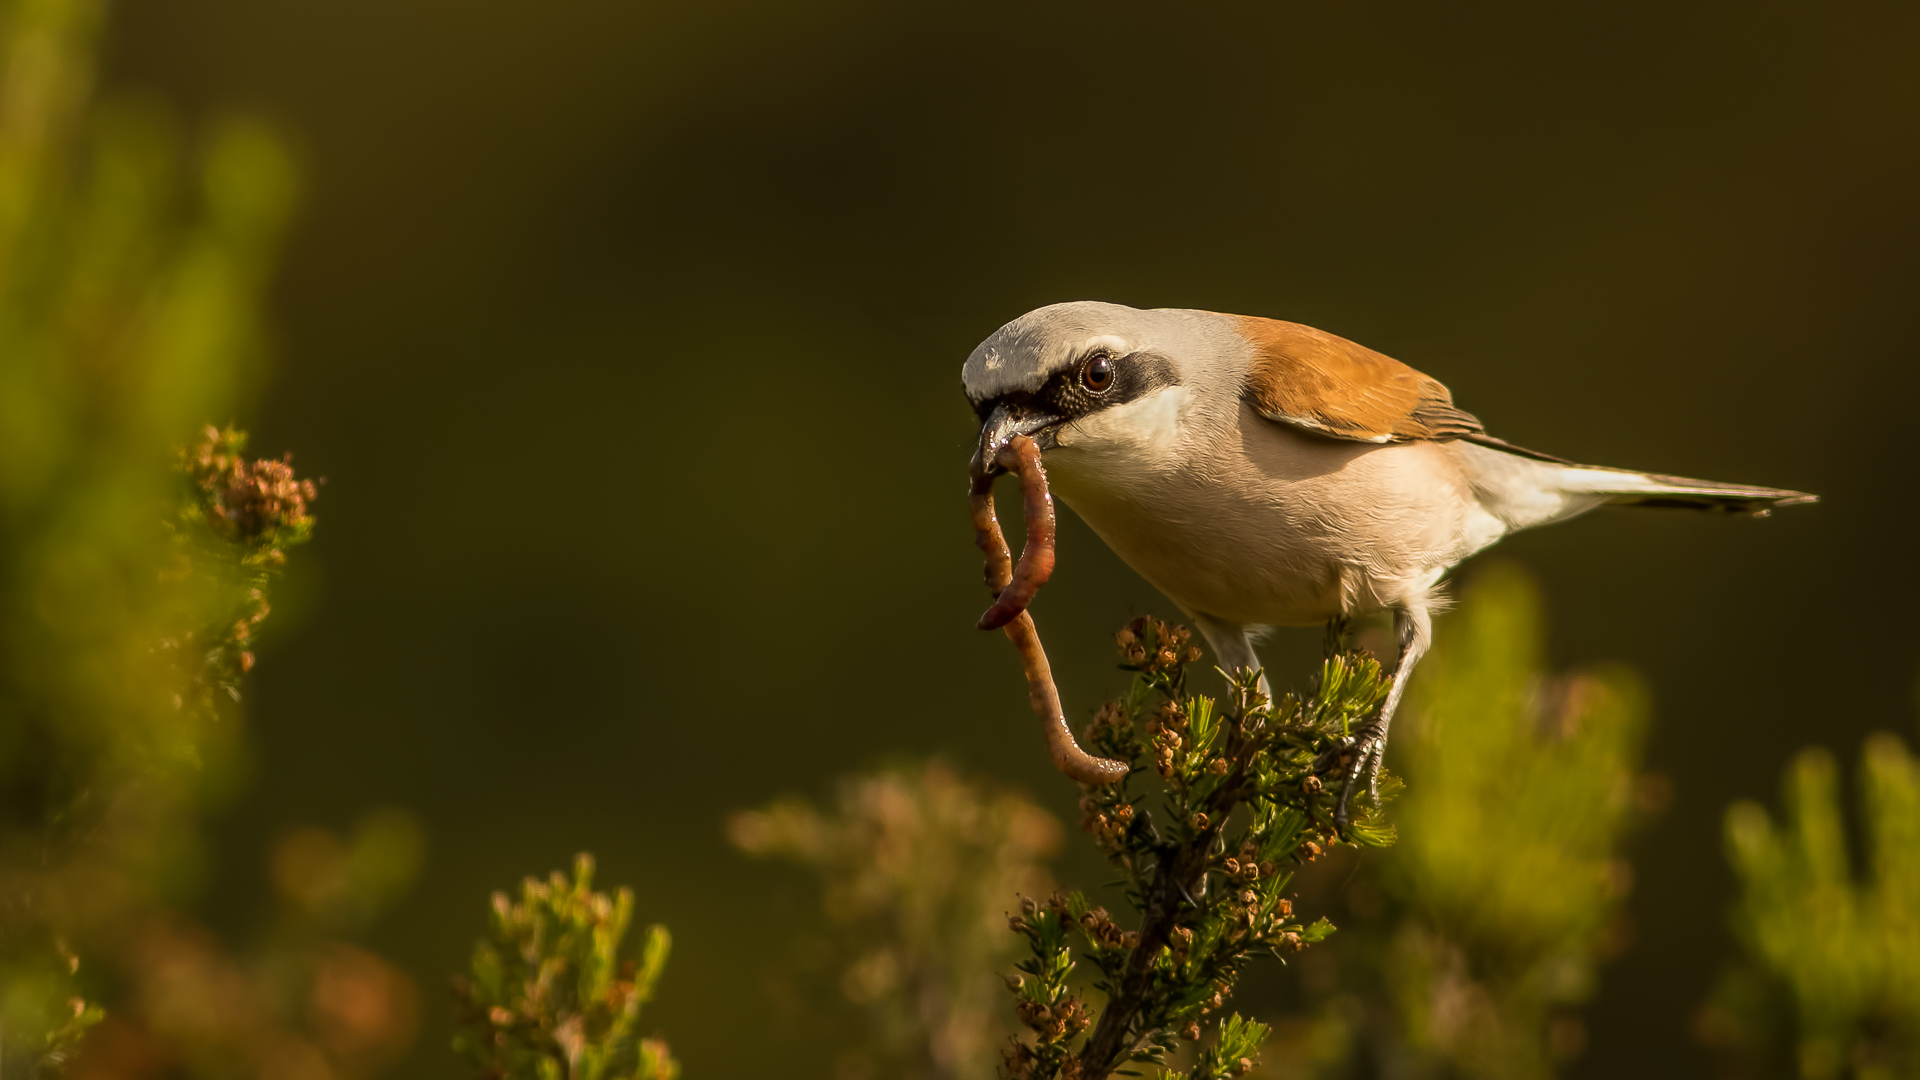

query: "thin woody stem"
left=1073, top=842, right=1198, bottom=1075
left=1078, top=713, right=1261, bottom=1075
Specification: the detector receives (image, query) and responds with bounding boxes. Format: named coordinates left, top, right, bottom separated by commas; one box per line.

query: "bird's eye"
left=1081, top=353, right=1114, bottom=393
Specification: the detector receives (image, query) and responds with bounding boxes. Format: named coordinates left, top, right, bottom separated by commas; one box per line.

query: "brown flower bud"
left=1240, top=890, right=1257, bottom=905
left=1235, top=1058, right=1254, bottom=1075
left=1190, top=813, right=1210, bottom=831
left=1004, top=973, right=1024, bottom=992
left=1181, top=1022, right=1201, bottom=1042
left=1209, top=758, right=1231, bottom=776
left=1021, top=896, right=1038, bottom=915
left=1301, top=775, right=1323, bottom=796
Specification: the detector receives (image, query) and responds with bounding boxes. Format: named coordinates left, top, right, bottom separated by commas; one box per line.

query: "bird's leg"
left=1311, top=616, right=1362, bottom=797
left=1190, top=614, right=1270, bottom=707
left=1332, top=603, right=1431, bottom=832
left=1322, top=615, right=1351, bottom=656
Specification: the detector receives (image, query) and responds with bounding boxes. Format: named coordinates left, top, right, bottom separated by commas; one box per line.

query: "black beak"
left=974, top=404, right=1063, bottom=474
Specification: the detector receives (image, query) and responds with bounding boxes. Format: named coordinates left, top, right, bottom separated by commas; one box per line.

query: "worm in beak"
left=968, top=433, right=1128, bottom=786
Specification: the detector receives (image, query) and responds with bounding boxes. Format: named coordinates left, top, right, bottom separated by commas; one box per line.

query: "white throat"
left=1048, top=384, right=1195, bottom=496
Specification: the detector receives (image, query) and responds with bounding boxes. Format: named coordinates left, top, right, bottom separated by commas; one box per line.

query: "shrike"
left=963, top=301, right=1814, bottom=816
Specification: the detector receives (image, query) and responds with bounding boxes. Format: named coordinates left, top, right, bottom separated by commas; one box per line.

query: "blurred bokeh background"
left=83, top=0, right=1917, bottom=1075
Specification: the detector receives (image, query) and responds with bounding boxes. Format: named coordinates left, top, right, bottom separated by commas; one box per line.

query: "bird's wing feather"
left=1234, top=315, right=1485, bottom=444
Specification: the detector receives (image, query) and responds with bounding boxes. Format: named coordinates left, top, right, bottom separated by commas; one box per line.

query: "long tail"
left=1459, top=434, right=1818, bottom=524
left=1553, top=465, right=1817, bottom=515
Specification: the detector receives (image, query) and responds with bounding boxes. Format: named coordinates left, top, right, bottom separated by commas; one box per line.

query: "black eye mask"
left=975, top=352, right=1181, bottom=426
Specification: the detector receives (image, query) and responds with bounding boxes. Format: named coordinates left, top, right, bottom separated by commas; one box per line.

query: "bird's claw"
left=1313, top=734, right=1360, bottom=778
left=1325, top=723, right=1386, bottom=836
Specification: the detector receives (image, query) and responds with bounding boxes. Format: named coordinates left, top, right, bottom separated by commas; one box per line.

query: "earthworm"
left=970, top=434, right=1129, bottom=786
left=976, top=436, right=1056, bottom=631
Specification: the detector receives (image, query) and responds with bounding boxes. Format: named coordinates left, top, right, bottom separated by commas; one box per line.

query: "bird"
left=962, top=300, right=1815, bottom=822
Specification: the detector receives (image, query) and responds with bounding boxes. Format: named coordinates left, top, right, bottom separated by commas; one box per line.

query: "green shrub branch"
left=1002, top=618, right=1398, bottom=1079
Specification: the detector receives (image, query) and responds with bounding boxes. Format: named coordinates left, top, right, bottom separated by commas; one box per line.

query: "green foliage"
left=168, top=424, right=318, bottom=717
left=1264, top=565, right=1654, bottom=1079
left=729, top=760, right=1061, bottom=1080
left=1002, top=617, right=1398, bottom=1080
left=1162, top=1016, right=1271, bottom=1080
left=0, top=3, right=433, bottom=1076
left=454, top=854, right=679, bottom=1080
left=1700, top=733, right=1920, bottom=1078
left=1389, top=569, right=1648, bottom=953
left=0, top=0, right=296, bottom=865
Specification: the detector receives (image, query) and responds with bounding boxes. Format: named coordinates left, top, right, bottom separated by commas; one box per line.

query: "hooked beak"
left=974, top=404, right=1063, bottom=474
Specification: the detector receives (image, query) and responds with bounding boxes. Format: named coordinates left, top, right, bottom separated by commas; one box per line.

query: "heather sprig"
left=453, top=855, right=678, bottom=1080
left=162, top=423, right=320, bottom=712
left=1001, top=618, right=1398, bottom=1079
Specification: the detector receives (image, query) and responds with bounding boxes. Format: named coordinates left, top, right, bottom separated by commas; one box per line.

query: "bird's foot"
left=1312, top=719, right=1382, bottom=778
left=1317, top=722, right=1386, bottom=836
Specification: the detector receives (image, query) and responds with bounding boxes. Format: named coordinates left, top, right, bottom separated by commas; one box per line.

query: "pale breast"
left=1046, top=404, right=1503, bottom=626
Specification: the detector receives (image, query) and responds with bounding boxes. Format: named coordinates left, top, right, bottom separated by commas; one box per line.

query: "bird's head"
left=962, top=302, right=1240, bottom=480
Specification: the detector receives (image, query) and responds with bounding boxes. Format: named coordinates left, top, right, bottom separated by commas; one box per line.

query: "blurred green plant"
left=452, top=855, right=678, bottom=1080
left=1262, top=565, right=1655, bottom=1080
left=168, top=425, right=316, bottom=714
left=728, top=759, right=1062, bottom=1080
left=0, top=1, right=430, bottom=1076
left=995, top=617, right=1399, bottom=1080
left=69, top=805, right=426, bottom=1080
left=1697, top=734, right=1920, bottom=1079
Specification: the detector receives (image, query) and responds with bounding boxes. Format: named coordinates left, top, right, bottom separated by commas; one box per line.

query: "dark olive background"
left=107, top=1, right=1917, bottom=1076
